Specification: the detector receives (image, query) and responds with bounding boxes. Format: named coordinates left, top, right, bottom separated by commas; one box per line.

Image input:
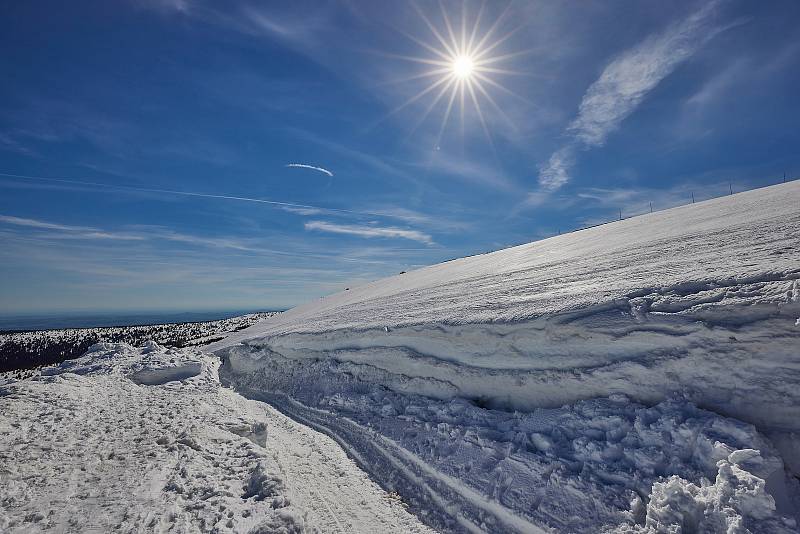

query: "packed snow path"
left=0, top=343, right=435, bottom=534
left=210, top=182, right=800, bottom=533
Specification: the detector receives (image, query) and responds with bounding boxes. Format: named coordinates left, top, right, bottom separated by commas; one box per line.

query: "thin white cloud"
left=305, top=220, right=433, bottom=245
left=538, top=147, right=574, bottom=191
left=0, top=171, right=420, bottom=223
left=285, top=163, right=334, bottom=177
left=0, top=213, right=265, bottom=249
left=0, top=214, right=144, bottom=241
left=281, top=205, right=326, bottom=216
left=0, top=214, right=91, bottom=232
left=539, top=1, right=730, bottom=190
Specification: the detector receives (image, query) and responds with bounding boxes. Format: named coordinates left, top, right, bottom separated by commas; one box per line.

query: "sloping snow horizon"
left=211, top=181, right=800, bottom=532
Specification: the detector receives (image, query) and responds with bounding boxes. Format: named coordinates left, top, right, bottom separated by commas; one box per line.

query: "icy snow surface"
left=211, top=182, right=800, bottom=533
left=0, top=342, right=435, bottom=533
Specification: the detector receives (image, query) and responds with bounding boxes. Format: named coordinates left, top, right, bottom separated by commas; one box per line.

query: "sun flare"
left=384, top=2, right=528, bottom=145
left=452, top=55, right=474, bottom=79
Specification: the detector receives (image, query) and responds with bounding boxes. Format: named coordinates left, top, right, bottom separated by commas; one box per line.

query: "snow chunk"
left=243, top=460, right=285, bottom=504
left=129, top=362, right=202, bottom=385
left=618, top=450, right=798, bottom=533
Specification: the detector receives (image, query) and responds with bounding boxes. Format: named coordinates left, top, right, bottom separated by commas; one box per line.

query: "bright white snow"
left=0, top=342, right=435, bottom=533
left=210, top=182, right=800, bottom=533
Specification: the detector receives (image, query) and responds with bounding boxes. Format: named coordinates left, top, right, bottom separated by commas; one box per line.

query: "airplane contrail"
left=285, top=163, right=334, bottom=177
left=0, top=171, right=385, bottom=219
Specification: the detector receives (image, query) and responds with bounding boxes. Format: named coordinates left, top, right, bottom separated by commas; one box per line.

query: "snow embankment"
left=211, top=182, right=800, bottom=533
left=0, top=342, right=434, bottom=534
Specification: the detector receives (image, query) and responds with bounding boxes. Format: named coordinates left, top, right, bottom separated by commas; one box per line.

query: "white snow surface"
left=209, top=182, right=800, bottom=338
left=0, top=342, right=435, bottom=534
left=210, top=182, right=800, bottom=533
left=209, top=183, right=800, bottom=435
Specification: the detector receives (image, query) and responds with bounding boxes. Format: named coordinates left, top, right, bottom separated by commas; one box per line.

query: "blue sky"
left=1, top=0, right=798, bottom=314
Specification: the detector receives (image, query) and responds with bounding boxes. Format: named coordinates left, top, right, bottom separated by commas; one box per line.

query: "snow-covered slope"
left=210, top=182, right=799, bottom=338
left=0, top=343, right=434, bottom=533
left=211, top=182, right=800, bottom=533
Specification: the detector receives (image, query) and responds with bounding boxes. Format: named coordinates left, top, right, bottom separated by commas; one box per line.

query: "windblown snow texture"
left=0, top=343, right=434, bottom=534
left=212, top=182, right=800, bottom=533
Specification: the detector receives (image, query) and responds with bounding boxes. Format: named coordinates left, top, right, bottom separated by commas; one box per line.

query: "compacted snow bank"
left=0, top=343, right=435, bottom=534
left=210, top=182, right=800, bottom=533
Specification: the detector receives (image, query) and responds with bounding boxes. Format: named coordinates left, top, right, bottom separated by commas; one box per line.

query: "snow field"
left=0, top=342, right=434, bottom=533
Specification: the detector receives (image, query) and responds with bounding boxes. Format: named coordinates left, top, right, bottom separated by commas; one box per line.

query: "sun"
left=452, top=55, right=474, bottom=79
left=381, top=2, right=528, bottom=145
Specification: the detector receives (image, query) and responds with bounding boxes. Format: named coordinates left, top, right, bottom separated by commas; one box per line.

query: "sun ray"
left=439, top=0, right=461, bottom=56
left=466, top=79, right=495, bottom=149
left=474, top=48, right=540, bottom=66
left=407, top=76, right=458, bottom=139
left=435, top=78, right=460, bottom=148
left=412, top=1, right=458, bottom=59
left=460, top=2, right=467, bottom=56
left=385, top=75, right=454, bottom=119
left=472, top=66, right=532, bottom=77
left=471, top=23, right=526, bottom=61
left=459, top=78, right=466, bottom=137
left=467, top=1, right=486, bottom=54
left=470, top=1, right=514, bottom=58
left=373, top=67, right=453, bottom=88
left=473, top=71, right=532, bottom=105
left=389, top=30, right=453, bottom=63
left=471, top=77, right=517, bottom=131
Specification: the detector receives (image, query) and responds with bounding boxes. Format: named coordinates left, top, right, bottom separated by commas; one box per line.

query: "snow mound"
left=129, top=362, right=203, bottom=385
left=616, top=450, right=798, bottom=533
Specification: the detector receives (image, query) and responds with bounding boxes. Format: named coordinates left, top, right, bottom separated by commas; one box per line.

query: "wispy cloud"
left=280, top=206, right=326, bottom=216
left=285, top=163, right=334, bottom=177
left=0, top=214, right=145, bottom=241
left=538, top=147, right=574, bottom=191
left=539, top=1, right=732, bottom=190
left=0, top=213, right=266, bottom=251
left=305, top=220, right=433, bottom=245
left=0, top=171, right=424, bottom=223
left=0, top=214, right=255, bottom=248
left=136, top=0, right=333, bottom=55
left=0, top=214, right=92, bottom=232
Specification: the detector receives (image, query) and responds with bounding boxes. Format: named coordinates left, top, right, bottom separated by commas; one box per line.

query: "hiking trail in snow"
left=0, top=342, right=434, bottom=534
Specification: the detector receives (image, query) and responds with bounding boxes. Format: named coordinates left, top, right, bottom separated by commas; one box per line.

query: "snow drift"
left=211, top=182, right=800, bottom=533
left=210, top=182, right=800, bottom=433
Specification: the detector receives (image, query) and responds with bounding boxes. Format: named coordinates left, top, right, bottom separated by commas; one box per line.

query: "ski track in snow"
left=209, top=182, right=800, bottom=533
left=0, top=342, right=435, bottom=534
